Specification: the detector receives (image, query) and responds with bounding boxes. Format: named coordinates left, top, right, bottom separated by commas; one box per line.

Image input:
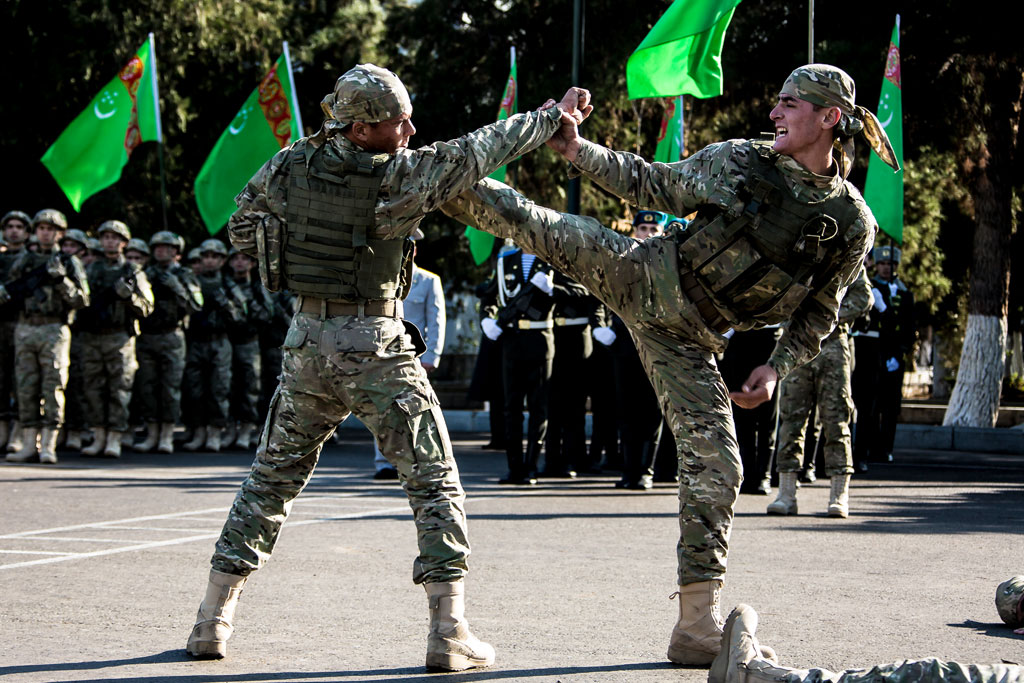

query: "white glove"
left=889, top=282, right=898, bottom=297
left=871, top=287, right=887, bottom=313
left=592, top=326, right=616, bottom=346
left=529, top=270, right=554, bottom=295
left=886, top=356, right=900, bottom=372
left=722, top=328, right=736, bottom=339
left=481, top=317, right=502, bottom=341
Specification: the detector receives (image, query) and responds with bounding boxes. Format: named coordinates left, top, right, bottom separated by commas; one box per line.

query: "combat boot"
left=235, top=423, right=256, bottom=450
left=424, top=581, right=495, bottom=671
left=827, top=474, right=851, bottom=518
left=186, top=569, right=247, bottom=659
left=104, top=431, right=124, bottom=458
left=667, top=579, right=725, bottom=665
left=157, top=423, right=176, bottom=454
left=134, top=423, right=159, bottom=453
left=221, top=422, right=237, bottom=449
left=65, top=430, right=83, bottom=451
left=121, top=430, right=135, bottom=448
left=708, top=605, right=787, bottom=683
left=5, top=427, right=39, bottom=463
left=766, top=472, right=798, bottom=515
left=81, top=427, right=107, bottom=457
left=205, top=426, right=222, bottom=453
left=38, top=427, right=59, bottom=464
left=183, top=426, right=206, bottom=452
left=6, top=421, right=22, bottom=452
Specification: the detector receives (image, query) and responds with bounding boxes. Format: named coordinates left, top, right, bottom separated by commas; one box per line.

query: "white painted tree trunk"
left=942, top=314, right=1007, bottom=427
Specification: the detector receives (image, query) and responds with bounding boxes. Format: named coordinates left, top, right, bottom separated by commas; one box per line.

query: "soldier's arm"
left=837, top=267, right=873, bottom=325
left=125, top=268, right=155, bottom=318
left=767, top=217, right=875, bottom=381
left=422, top=274, right=446, bottom=368
left=57, top=256, right=91, bottom=310
left=228, top=146, right=291, bottom=258
left=250, top=286, right=276, bottom=324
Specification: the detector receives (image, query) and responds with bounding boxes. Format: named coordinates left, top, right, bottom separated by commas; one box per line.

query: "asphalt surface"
left=1, top=434, right=1021, bottom=683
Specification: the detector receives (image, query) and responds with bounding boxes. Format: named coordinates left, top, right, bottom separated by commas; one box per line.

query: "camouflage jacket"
left=80, top=255, right=155, bottom=334
left=4, top=247, right=90, bottom=323
left=141, top=261, right=203, bottom=333
left=229, top=274, right=275, bottom=344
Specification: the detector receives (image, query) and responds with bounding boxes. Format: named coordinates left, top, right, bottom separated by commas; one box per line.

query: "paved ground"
left=1, top=434, right=1021, bottom=682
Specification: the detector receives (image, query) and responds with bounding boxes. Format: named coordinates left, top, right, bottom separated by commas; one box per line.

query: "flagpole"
left=567, top=0, right=583, bottom=214
left=283, top=41, right=303, bottom=135
left=509, top=46, right=519, bottom=189
left=808, top=0, right=814, bottom=62
left=148, top=32, right=168, bottom=230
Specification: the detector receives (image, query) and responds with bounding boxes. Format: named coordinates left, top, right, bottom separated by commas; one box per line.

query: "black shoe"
left=498, top=473, right=537, bottom=486
left=373, top=467, right=399, bottom=480
left=855, top=461, right=869, bottom=473
left=540, top=469, right=577, bottom=479
left=480, top=442, right=506, bottom=451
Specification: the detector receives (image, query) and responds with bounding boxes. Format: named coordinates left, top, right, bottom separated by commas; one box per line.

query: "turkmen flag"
left=627, top=0, right=741, bottom=100
left=863, top=16, right=904, bottom=243
left=655, top=96, right=684, bottom=163
left=196, top=50, right=302, bottom=234
left=465, top=48, right=518, bottom=265
left=41, top=34, right=162, bottom=211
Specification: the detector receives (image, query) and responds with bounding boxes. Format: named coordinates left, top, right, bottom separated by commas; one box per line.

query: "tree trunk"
left=943, top=314, right=1007, bottom=426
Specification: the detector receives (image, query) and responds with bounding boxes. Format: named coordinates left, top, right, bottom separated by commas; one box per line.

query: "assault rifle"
left=0, top=254, right=72, bottom=315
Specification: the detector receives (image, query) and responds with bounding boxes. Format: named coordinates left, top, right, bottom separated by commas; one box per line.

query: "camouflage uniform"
left=775, top=268, right=872, bottom=475
left=215, top=68, right=563, bottom=582
left=443, top=136, right=877, bottom=583
left=228, top=273, right=275, bottom=426
left=0, top=243, right=26, bottom=425
left=184, top=271, right=244, bottom=430
left=136, top=260, right=203, bottom=424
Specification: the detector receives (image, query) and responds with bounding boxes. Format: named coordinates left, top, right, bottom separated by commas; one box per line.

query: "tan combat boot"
left=104, top=431, right=124, bottom=458
left=221, top=422, right=237, bottom=449
left=186, top=569, right=247, bottom=659
left=6, top=427, right=39, bottom=463
left=827, top=474, right=851, bottom=518
left=667, top=579, right=725, bottom=665
left=157, top=423, right=176, bottom=454
left=766, top=472, right=798, bottom=515
left=6, top=421, right=23, bottom=452
left=39, top=427, right=60, bottom=464
left=65, top=430, right=83, bottom=451
left=205, top=426, right=222, bottom=453
left=234, top=423, right=256, bottom=450
left=424, top=581, right=495, bottom=671
left=183, top=426, right=206, bottom=451
left=709, top=604, right=793, bottom=683
left=134, top=423, right=159, bottom=453
left=81, top=427, right=107, bottom=457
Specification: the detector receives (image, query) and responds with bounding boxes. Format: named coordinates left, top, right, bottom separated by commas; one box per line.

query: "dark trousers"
left=544, top=325, right=591, bottom=474
left=585, top=343, right=620, bottom=471
left=502, top=328, right=554, bottom=479
left=852, top=336, right=904, bottom=462
left=612, top=346, right=661, bottom=485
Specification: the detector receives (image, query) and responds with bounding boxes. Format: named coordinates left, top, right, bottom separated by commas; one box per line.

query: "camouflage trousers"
left=445, top=189, right=739, bottom=584
left=768, top=658, right=1021, bottom=683
left=135, top=330, right=186, bottom=424
left=211, top=312, right=469, bottom=584
left=776, top=333, right=855, bottom=476
left=0, top=320, right=17, bottom=421
left=81, top=332, right=138, bottom=432
left=14, top=321, right=71, bottom=428
left=183, top=334, right=232, bottom=428
left=229, top=337, right=261, bottom=424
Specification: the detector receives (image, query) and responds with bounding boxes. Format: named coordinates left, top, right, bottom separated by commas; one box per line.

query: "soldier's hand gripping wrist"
left=114, top=277, right=133, bottom=299
left=729, top=364, right=778, bottom=410
left=46, top=255, right=66, bottom=279
left=555, top=87, right=593, bottom=123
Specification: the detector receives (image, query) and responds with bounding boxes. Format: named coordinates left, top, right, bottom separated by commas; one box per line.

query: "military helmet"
left=175, top=233, right=186, bottom=252
left=125, top=238, right=150, bottom=255
left=60, top=228, right=90, bottom=249
left=187, top=247, right=202, bottom=262
left=2, top=210, right=31, bottom=230
left=633, top=210, right=670, bottom=227
left=322, top=63, right=412, bottom=126
left=97, top=220, right=131, bottom=241
left=32, top=208, right=68, bottom=230
left=872, top=245, right=902, bottom=265
left=199, top=238, right=228, bottom=256
left=87, top=237, right=103, bottom=253
left=996, top=576, right=1024, bottom=628
left=149, top=230, right=180, bottom=250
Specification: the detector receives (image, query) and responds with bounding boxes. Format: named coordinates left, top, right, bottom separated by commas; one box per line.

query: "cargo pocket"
left=282, top=326, right=308, bottom=349
left=394, top=390, right=450, bottom=463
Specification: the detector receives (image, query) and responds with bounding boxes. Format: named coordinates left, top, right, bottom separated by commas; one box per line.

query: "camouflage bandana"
left=780, top=64, right=899, bottom=178
left=996, top=576, right=1024, bottom=628
left=320, top=63, right=412, bottom=132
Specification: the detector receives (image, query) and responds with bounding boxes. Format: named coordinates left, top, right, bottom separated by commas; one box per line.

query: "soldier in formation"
left=0, top=210, right=31, bottom=451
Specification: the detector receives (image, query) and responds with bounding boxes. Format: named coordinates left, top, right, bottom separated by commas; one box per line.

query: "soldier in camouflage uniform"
left=710, top=603, right=1022, bottom=683
left=0, top=210, right=31, bottom=450
left=225, top=248, right=274, bottom=450
left=769, top=267, right=872, bottom=518
left=258, top=288, right=296, bottom=422
left=3, top=209, right=89, bottom=463
left=182, top=238, right=244, bottom=453
left=133, top=231, right=203, bottom=454
left=57, top=228, right=92, bottom=451
left=78, top=220, right=154, bottom=458
left=442, top=64, right=898, bottom=666
left=185, top=63, right=588, bottom=670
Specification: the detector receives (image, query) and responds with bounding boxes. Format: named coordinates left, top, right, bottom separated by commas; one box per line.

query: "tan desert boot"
left=709, top=604, right=792, bottom=683
left=766, top=472, right=798, bottom=515
left=667, top=579, right=726, bottom=665
left=65, top=430, right=83, bottom=451
left=827, top=474, right=851, bottom=518
left=424, top=581, right=495, bottom=671
left=38, top=427, right=59, bottom=464
left=157, top=423, right=176, bottom=454
left=220, top=422, right=236, bottom=449
left=134, top=423, right=159, bottom=453
left=81, top=427, right=107, bottom=457
left=6, top=421, right=23, bottom=452
left=186, top=569, right=247, bottom=659
left=6, top=427, right=39, bottom=463
left=235, top=423, right=256, bottom=450
left=205, top=426, right=222, bottom=453
left=103, top=431, right=124, bottom=458
left=183, top=426, right=206, bottom=452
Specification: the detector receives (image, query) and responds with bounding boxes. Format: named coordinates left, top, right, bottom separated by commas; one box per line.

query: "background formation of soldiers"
left=0, top=208, right=296, bottom=463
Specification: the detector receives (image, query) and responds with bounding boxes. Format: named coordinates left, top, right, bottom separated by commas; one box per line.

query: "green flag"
left=465, top=49, right=517, bottom=265
left=626, top=0, right=741, bottom=100
left=655, top=96, right=684, bottom=163
left=195, top=50, right=302, bottom=234
left=863, top=16, right=904, bottom=243
left=41, top=35, right=162, bottom=211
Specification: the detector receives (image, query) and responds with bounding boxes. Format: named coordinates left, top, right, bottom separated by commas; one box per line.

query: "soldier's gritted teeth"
left=768, top=94, right=828, bottom=158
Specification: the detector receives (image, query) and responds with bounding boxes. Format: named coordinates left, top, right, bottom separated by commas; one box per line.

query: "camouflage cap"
left=872, top=245, right=902, bottom=265
left=633, top=210, right=670, bottom=227
left=126, top=237, right=150, bottom=255
left=199, top=238, right=228, bottom=256
left=60, top=228, right=89, bottom=248
left=996, top=576, right=1024, bottom=627
left=2, top=210, right=31, bottom=229
left=149, top=230, right=181, bottom=249
left=780, top=64, right=899, bottom=178
left=32, top=209, right=68, bottom=230
left=321, top=63, right=412, bottom=127
left=97, top=220, right=131, bottom=241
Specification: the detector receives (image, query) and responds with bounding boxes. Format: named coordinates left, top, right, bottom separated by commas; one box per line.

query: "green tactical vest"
left=280, top=138, right=414, bottom=302
left=83, top=258, right=138, bottom=331
left=677, top=142, right=862, bottom=327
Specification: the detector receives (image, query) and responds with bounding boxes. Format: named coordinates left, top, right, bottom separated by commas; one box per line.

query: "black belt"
left=679, top=271, right=732, bottom=335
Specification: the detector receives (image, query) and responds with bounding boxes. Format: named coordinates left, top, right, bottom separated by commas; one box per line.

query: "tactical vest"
left=15, top=250, right=75, bottom=320
left=142, top=263, right=187, bottom=333
left=676, top=142, right=862, bottom=327
left=280, top=139, right=414, bottom=302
